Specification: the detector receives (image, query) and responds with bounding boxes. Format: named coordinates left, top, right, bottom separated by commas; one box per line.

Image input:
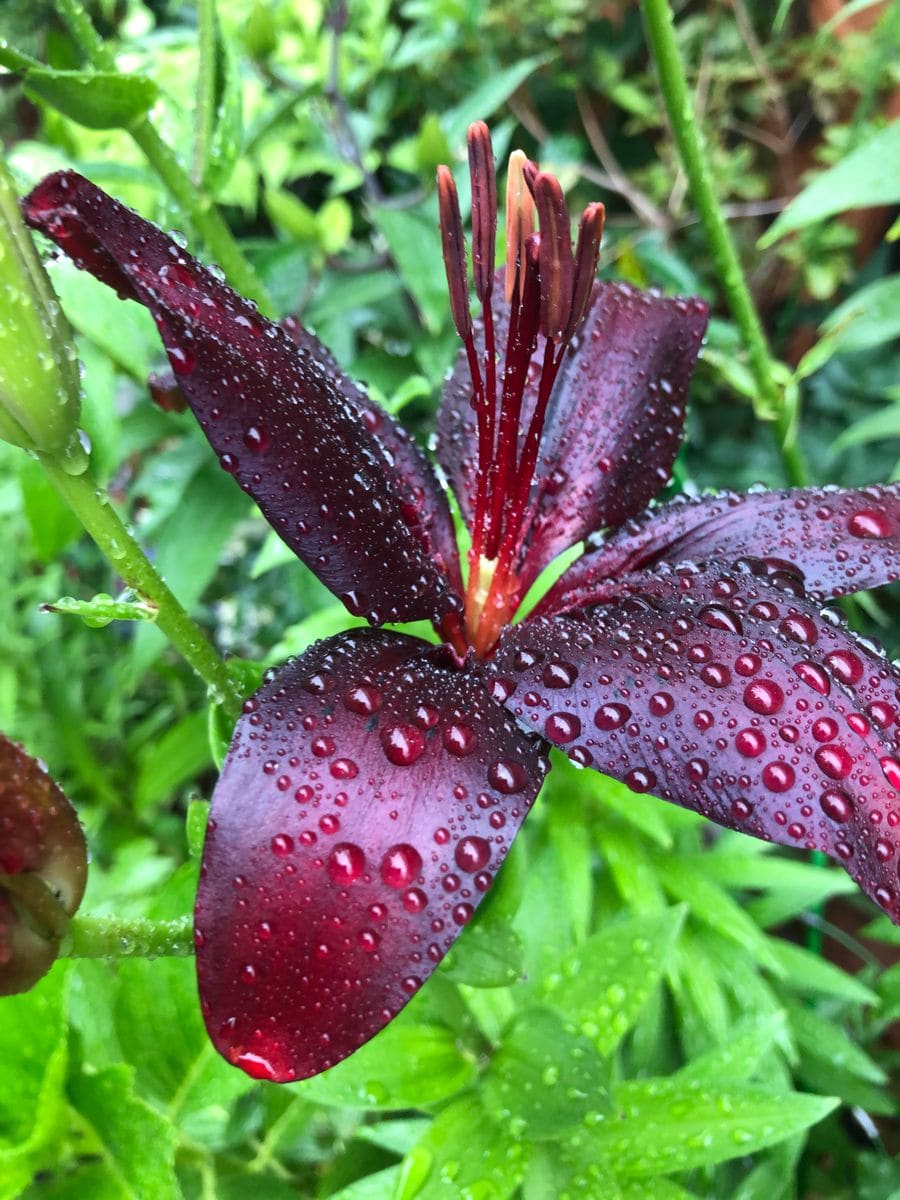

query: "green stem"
left=55, top=0, right=274, bottom=316
left=639, top=0, right=806, bottom=487
left=61, top=914, right=193, bottom=958
left=38, top=455, right=243, bottom=716
left=193, top=0, right=218, bottom=186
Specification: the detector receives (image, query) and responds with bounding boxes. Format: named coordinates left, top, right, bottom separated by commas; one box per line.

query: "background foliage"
left=1, top=0, right=900, bottom=1196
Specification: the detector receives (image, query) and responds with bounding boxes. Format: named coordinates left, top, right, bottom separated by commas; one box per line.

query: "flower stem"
left=193, top=0, right=218, bottom=186
left=61, top=914, right=193, bottom=958
left=54, top=0, right=274, bottom=316
left=37, top=454, right=243, bottom=716
left=639, top=0, right=807, bottom=487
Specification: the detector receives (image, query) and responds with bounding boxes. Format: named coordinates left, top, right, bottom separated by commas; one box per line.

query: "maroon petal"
left=539, top=485, right=900, bottom=615
left=24, top=172, right=460, bottom=626
left=435, top=281, right=707, bottom=583
left=195, top=629, right=547, bottom=1082
left=493, top=567, right=900, bottom=923
left=0, top=734, right=87, bottom=994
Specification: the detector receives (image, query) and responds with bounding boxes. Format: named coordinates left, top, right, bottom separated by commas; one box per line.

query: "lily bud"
left=0, top=733, right=87, bottom=994
left=0, top=157, right=82, bottom=463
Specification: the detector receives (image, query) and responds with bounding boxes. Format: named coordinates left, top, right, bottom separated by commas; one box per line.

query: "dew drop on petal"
left=380, top=843, right=423, bottom=888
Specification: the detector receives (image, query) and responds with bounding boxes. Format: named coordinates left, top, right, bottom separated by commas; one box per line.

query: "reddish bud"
left=533, top=172, right=575, bottom=342
left=563, top=202, right=605, bottom=341
left=467, top=121, right=497, bottom=303
left=0, top=734, right=87, bottom=994
left=437, top=165, right=471, bottom=340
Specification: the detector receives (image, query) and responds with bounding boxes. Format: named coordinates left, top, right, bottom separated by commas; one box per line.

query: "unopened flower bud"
left=0, top=158, right=82, bottom=463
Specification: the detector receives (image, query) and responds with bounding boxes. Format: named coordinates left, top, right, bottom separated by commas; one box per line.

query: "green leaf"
left=134, top=709, right=212, bottom=812
left=19, top=456, right=81, bottom=564
left=24, top=70, right=158, bottom=131
left=403, top=1095, right=525, bottom=1200
left=542, top=909, right=685, bottom=1057
left=41, top=590, right=157, bottom=629
left=296, top=1022, right=476, bottom=1111
left=115, top=959, right=253, bottom=1146
left=442, top=56, right=549, bottom=145
left=67, top=1066, right=178, bottom=1199
left=675, top=1012, right=789, bottom=1084
left=832, top=395, right=900, bottom=451
left=482, top=1007, right=610, bottom=1139
left=371, top=200, right=447, bottom=334
left=657, top=858, right=781, bottom=972
left=818, top=275, right=900, bottom=354
left=786, top=1000, right=885, bottom=1084
left=591, top=1078, right=837, bottom=1176
left=442, top=919, right=524, bottom=988
left=766, top=939, right=878, bottom=1005
left=0, top=967, right=68, bottom=1186
left=203, top=34, right=244, bottom=195
left=760, top=124, right=900, bottom=244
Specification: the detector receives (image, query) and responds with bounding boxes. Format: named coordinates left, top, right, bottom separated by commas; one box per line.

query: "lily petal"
left=493, top=567, right=900, bottom=922
left=196, top=629, right=547, bottom=1082
left=539, top=485, right=900, bottom=616
left=24, top=172, right=460, bottom=626
left=435, top=281, right=708, bottom=584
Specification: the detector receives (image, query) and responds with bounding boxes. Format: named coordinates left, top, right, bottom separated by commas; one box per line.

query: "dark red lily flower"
left=23, top=122, right=900, bottom=1084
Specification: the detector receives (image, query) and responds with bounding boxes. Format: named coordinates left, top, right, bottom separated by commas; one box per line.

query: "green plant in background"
left=1, top=0, right=899, bottom=1197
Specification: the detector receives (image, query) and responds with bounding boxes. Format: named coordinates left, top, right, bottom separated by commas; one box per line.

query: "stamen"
left=563, top=202, right=605, bottom=342
left=467, top=122, right=497, bottom=303
left=437, top=165, right=471, bottom=340
left=533, top=173, right=574, bottom=342
left=504, top=150, right=535, bottom=303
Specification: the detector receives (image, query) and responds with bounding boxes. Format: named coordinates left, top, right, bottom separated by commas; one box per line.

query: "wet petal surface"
left=494, top=567, right=900, bottom=922
left=24, top=172, right=460, bottom=626
left=540, top=485, right=900, bottom=615
left=195, top=630, right=547, bottom=1082
left=435, top=281, right=707, bottom=584
left=0, top=734, right=87, bottom=994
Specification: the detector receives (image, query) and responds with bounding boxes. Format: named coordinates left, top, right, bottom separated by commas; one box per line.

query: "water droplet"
left=699, top=603, right=743, bottom=635
left=382, top=725, right=426, bottom=766
left=270, top=833, right=294, bottom=856
left=880, top=756, right=900, bottom=790
left=328, top=842, right=366, bottom=883
left=443, top=723, right=477, bottom=756
left=743, top=680, right=784, bottom=716
left=848, top=510, right=891, bottom=539
left=624, top=767, right=656, bottom=793
left=381, top=844, right=423, bottom=888
left=542, top=661, right=579, bottom=688
left=820, top=789, right=853, bottom=823
left=794, top=661, right=831, bottom=695
left=545, top=712, right=581, bottom=743
left=403, top=887, right=428, bottom=913
left=344, top=685, right=382, bottom=715
left=762, top=761, right=795, bottom=793
left=649, top=692, right=674, bottom=717
left=488, top=759, right=528, bottom=793
left=823, top=649, right=864, bottom=686
left=594, top=703, right=631, bottom=731
left=736, top=728, right=766, bottom=757
left=454, top=836, right=491, bottom=873
left=815, top=744, right=853, bottom=780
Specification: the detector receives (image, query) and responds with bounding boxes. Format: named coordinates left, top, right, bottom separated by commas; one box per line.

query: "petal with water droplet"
left=23, top=172, right=461, bottom=626
left=196, top=629, right=547, bottom=1081
left=540, top=484, right=900, bottom=615
left=495, top=568, right=900, bottom=923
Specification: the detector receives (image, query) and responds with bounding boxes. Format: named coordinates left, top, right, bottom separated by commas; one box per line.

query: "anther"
left=467, top=122, right=497, bottom=303
left=562, top=202, right=604, bottom=342
left=505, top=150, right=535, bottom=304
left=437, top=165, right=471, bottom=340
left=533, top=173, right=574, bottom=342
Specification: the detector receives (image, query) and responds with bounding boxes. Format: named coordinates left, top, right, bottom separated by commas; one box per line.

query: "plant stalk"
left=55, top=0, right=274, bottom=315
left=61, top=914, right=193, bottom=958
left=38, top=455, right=243, bottom=716
left=639, top=0, right=806, bottom=486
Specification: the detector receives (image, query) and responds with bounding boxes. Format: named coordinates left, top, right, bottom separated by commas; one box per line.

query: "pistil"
left=437, top=125, right=604, bottom=657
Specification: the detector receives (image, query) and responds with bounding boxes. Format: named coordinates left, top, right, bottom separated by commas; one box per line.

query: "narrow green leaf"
left=41, top=590, right=157, bottom=628
left=134, top=710, right=212, bottom=812
left=818, top=274, right=900, bottom=353
left=676, top=1012, right=789, bottom=1084
left=766, top=939, right=878, bottom=1005
left=482, top=1007, right=610, bottom=1139
left=761, top=124, right=900, bottom=244
left=543, top=908, right=685, bottom=1057
left=67, top=1065, right=178, bottom=1199
left=403, top=1095, right=525, bottom=1200
left=786, top=1000, right=885, bottom=1084
left=371, top=200, right=448, bottom=334
left=442, top=56, right=549, bottom=145
left=24, top=70, right=158, bottom=131
left=592, top=1079, right=837, bottom=1176
left=296, top=1023, right=475, bottom=1111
